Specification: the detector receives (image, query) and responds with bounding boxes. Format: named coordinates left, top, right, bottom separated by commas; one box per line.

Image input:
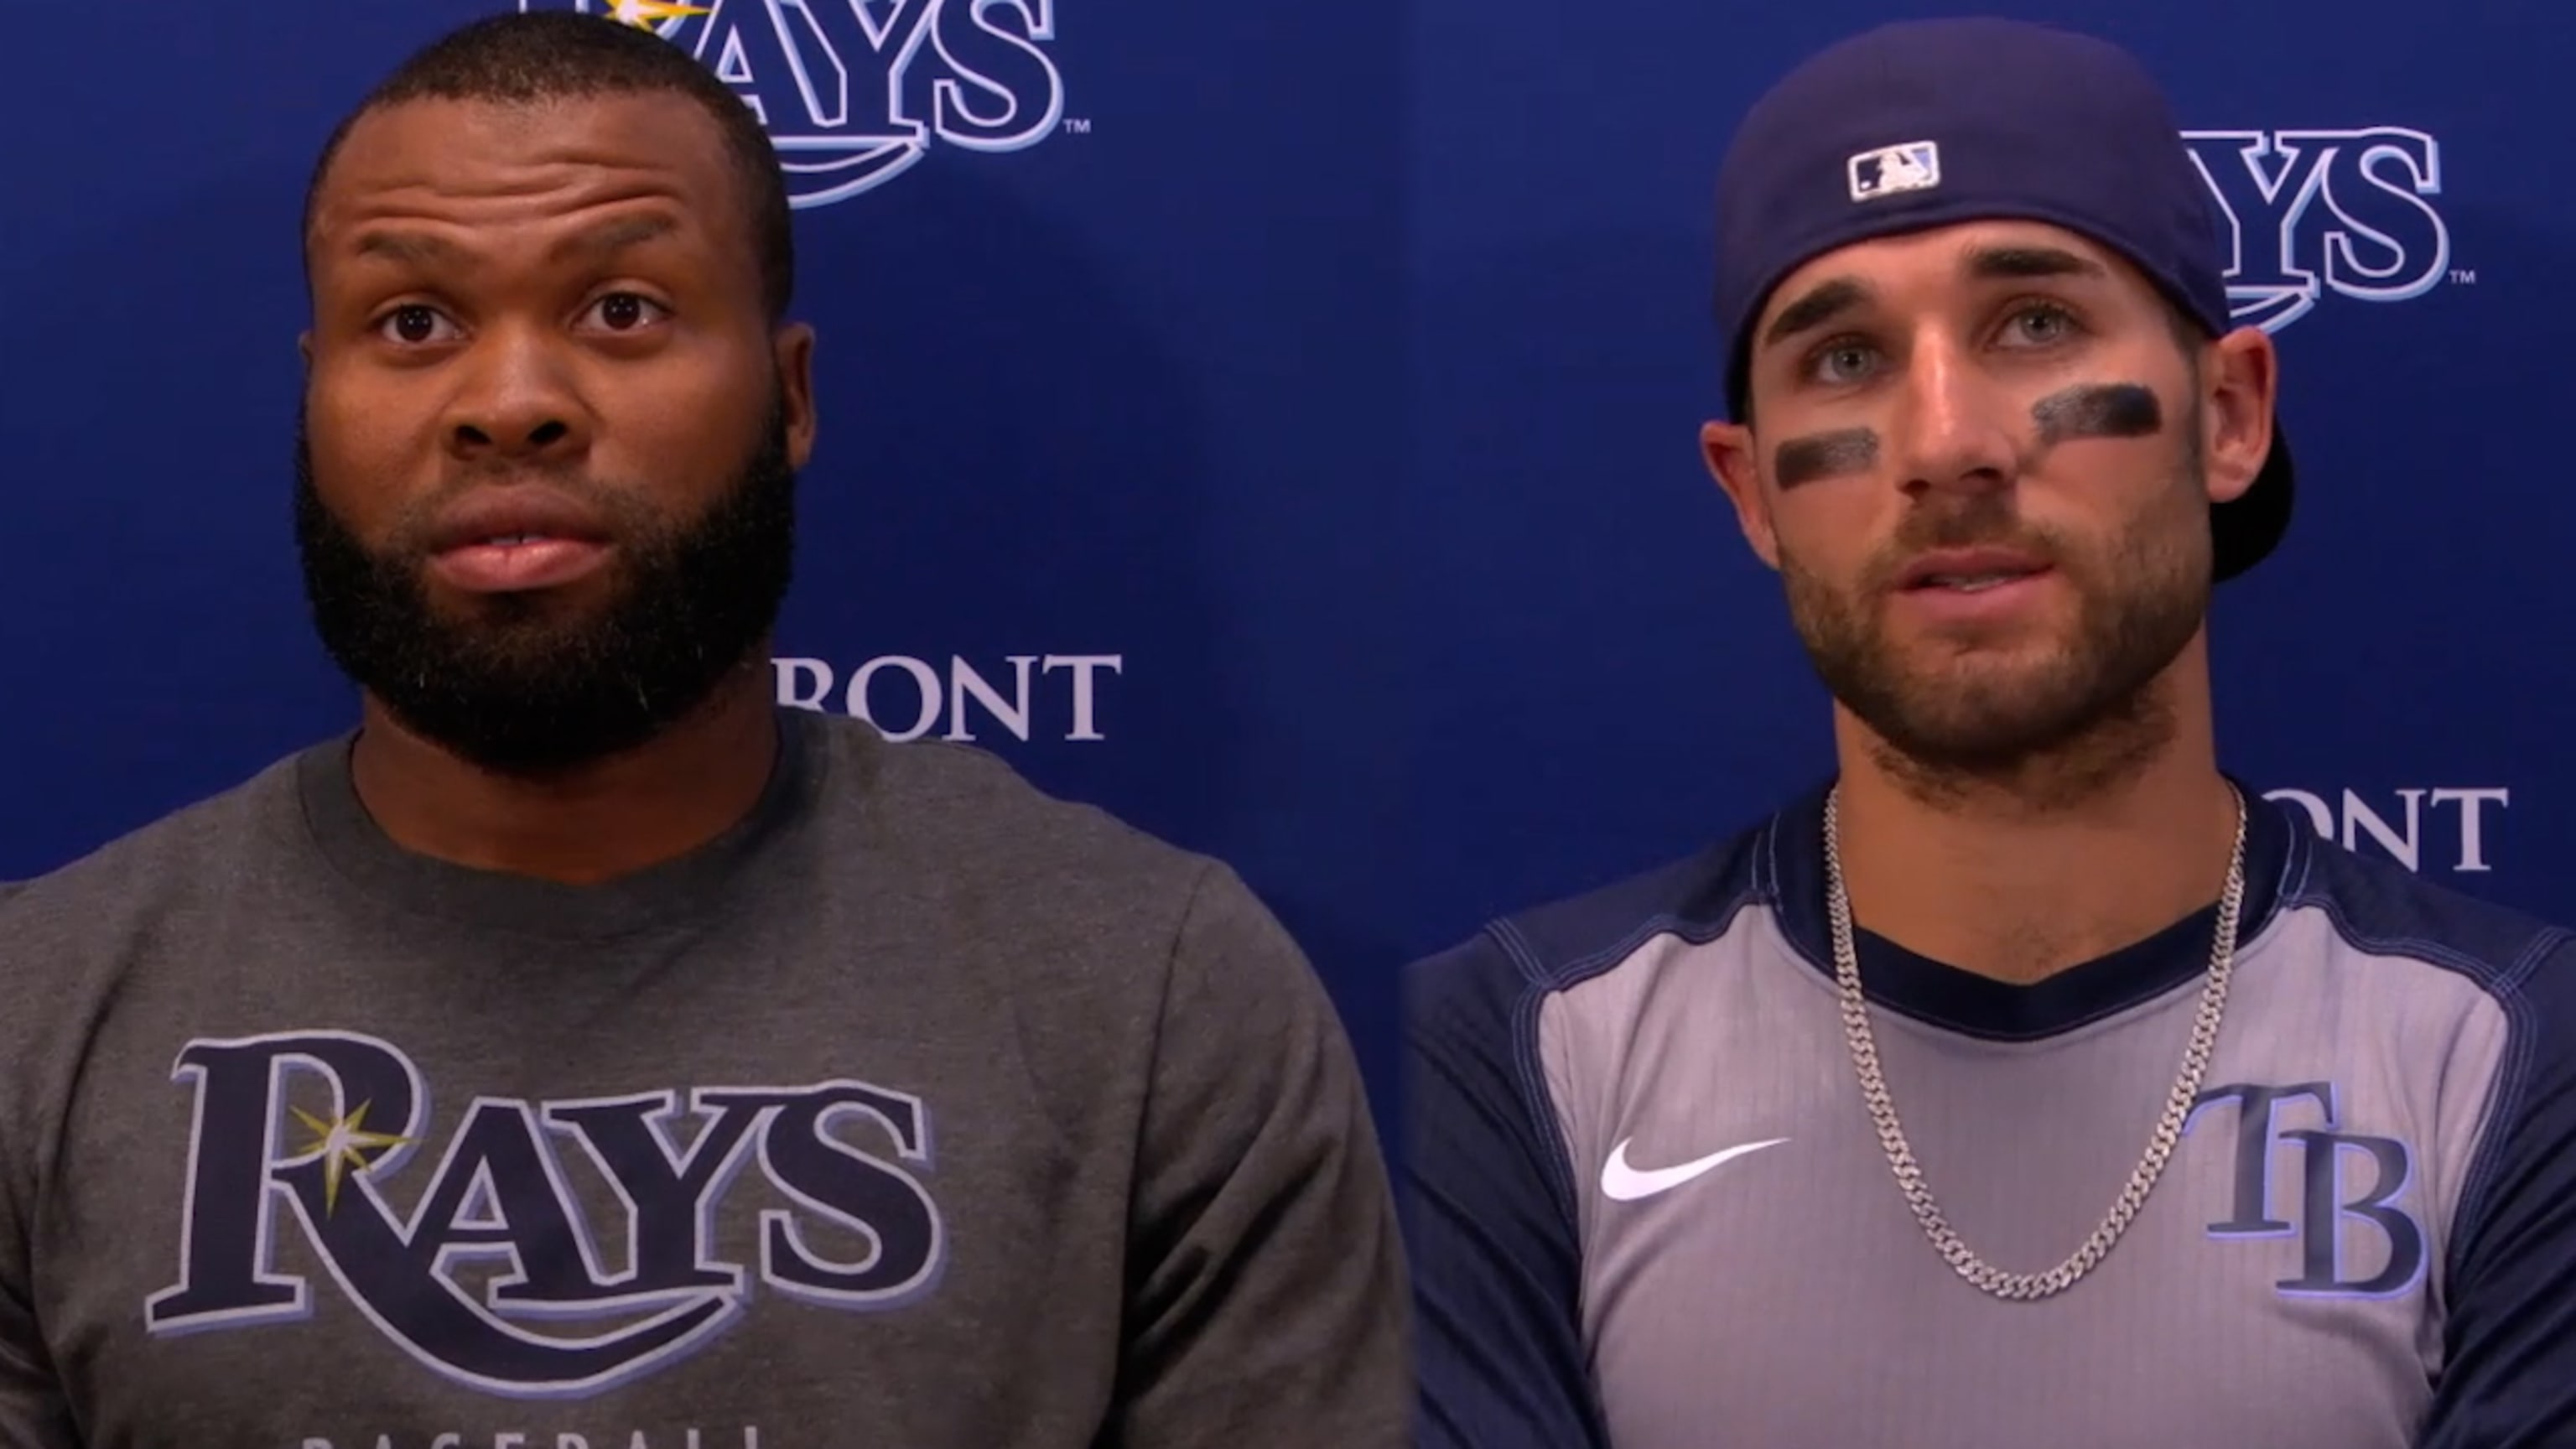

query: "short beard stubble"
left=1778, top=388, right=2214, bottom=810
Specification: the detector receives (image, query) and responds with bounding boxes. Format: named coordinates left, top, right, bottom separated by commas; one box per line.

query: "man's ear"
left=297, top=331, right=312, bottom=374
left=774, top=321, right=819, bottom=470
left=2199, top=325, right=2278, bottom=506
left=1702, top=419, right=1780, bottom=571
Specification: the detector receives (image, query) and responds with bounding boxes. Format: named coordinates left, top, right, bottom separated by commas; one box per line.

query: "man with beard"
left=1405, top=18, right=2576, bottom=1449
left=0, top=12, right=1407, bottom=1447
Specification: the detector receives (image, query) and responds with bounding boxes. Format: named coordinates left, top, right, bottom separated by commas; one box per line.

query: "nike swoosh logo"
left=1600, top=1135, right=1788, bottom=1202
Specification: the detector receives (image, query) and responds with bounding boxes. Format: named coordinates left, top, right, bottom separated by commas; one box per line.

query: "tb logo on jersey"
left=521, top=0, right=1066, bottom=208
left=2187, top=1081, right=2424, bottom=1299
left=144, top=1031, right=945, bottom=1396
left=2180, top=128, right=2449, bottom=333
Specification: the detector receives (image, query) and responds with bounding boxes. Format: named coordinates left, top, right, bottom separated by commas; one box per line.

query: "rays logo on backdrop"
left=519, top=0, right=1067, bottom=208
left=2263, top=786, right=2508, bottom=875
left=2180, top=128, right=2454, bottom=333
left=145, top=1031, right=941, bottom=1404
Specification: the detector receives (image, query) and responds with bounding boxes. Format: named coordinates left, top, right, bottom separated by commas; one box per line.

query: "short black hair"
left=300, top=10, right=795, bottom=321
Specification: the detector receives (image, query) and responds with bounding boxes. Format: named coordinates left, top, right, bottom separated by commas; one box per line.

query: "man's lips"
left=423, top=487, right=615, bottom=595
left=1895, top=547, right=2051, bottom=591
left=428, top=538, right=613, bottom=593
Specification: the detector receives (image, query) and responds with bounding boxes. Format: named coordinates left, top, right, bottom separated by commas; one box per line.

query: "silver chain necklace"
left=1820, top=783, right=2249, bottom=1301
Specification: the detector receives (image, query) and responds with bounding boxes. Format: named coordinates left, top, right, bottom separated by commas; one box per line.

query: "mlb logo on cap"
left=1847, top=140, right=1942, bottom=202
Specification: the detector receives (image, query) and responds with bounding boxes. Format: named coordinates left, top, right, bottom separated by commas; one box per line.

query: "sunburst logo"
left=596, top=0, right=711, bottom=23
left=288, top=1101, right=414, bottom=1216
left=521, top=0, right=1071, bottom=210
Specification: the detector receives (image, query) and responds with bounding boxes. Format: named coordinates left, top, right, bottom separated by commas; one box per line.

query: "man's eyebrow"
left=340, top=214, right=684, bottom=267
left=348, top=230, right=464, bottom=267
left=1963, top=244, right=2108, bottom=283
left=1756, top=246, right=2111, bottom=350
left=1761, top=278, right=1871, bottom=350
left=548, top=212, right=683, bottom=262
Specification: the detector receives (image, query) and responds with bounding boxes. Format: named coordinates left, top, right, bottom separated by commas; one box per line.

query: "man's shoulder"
left=806, top=712, right=1223, bottom=898
left=1405, top=804, right=1784, bottom=1025
left=2284, top=828, right=2576, bottom=1377
left=2282, top=822, right=2573, bottom=992
left=0, top=745, right=315, bottom=939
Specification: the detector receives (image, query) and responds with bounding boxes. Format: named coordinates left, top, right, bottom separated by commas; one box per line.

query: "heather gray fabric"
left=1547, top=903, right=2498, bottom=1448
left=1406, top=780, right=2576, bottom=1449
left=0, top=709, right=1409, bottom=1448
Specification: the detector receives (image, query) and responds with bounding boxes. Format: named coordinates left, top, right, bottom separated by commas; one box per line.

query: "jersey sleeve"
left=1106, top=860, right=1411, bottom=1449
left=2416, top=934, right=2576, bottom=1448
left=1405, top=932, right=1613, bottom=1449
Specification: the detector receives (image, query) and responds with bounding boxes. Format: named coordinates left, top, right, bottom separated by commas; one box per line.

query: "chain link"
left=1822, top=785, right=2248, bottom=1301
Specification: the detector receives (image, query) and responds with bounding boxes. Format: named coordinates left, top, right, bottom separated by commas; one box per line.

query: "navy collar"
left=1761, top=775, right=2305, bottom=1041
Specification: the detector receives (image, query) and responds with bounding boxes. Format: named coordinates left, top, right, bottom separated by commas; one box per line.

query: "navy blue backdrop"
left=3, top=0, right=2570, bottom=1159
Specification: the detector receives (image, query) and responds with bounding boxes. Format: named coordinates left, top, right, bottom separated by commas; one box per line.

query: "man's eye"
left=1811, top=341, right=1877, bottom=384
left=2002, top=304, right=2079, bottom=347
left=377, top=305, right=459, bottom=345
left=584, top=293, right=672, bottom=332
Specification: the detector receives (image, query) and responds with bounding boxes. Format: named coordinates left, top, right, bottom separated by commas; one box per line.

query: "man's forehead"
left=1758, top=220, right=2122, bottom=324
left=313, top=91, right=735, bottom=234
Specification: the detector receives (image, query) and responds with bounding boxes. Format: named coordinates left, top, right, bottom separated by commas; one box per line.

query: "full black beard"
left=293, top=397, right=797, bottom=776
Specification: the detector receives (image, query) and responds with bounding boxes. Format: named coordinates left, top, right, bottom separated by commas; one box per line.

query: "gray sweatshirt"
left=0, top=707, right=1409, bottom=1448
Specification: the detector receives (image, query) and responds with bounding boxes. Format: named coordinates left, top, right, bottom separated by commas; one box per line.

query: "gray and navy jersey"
left=1405, top=781, right=2576, bottom=1448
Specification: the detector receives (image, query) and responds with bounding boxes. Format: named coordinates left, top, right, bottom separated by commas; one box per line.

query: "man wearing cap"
left=1404, top=17, right=2576, bottom=1449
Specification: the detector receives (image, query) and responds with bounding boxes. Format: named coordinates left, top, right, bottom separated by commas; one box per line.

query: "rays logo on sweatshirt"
left=143, top=1031, right=943, bottom=1395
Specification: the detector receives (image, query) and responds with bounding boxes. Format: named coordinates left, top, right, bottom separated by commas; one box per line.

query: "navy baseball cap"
left=1711, top=16, right=2292, bottom=581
